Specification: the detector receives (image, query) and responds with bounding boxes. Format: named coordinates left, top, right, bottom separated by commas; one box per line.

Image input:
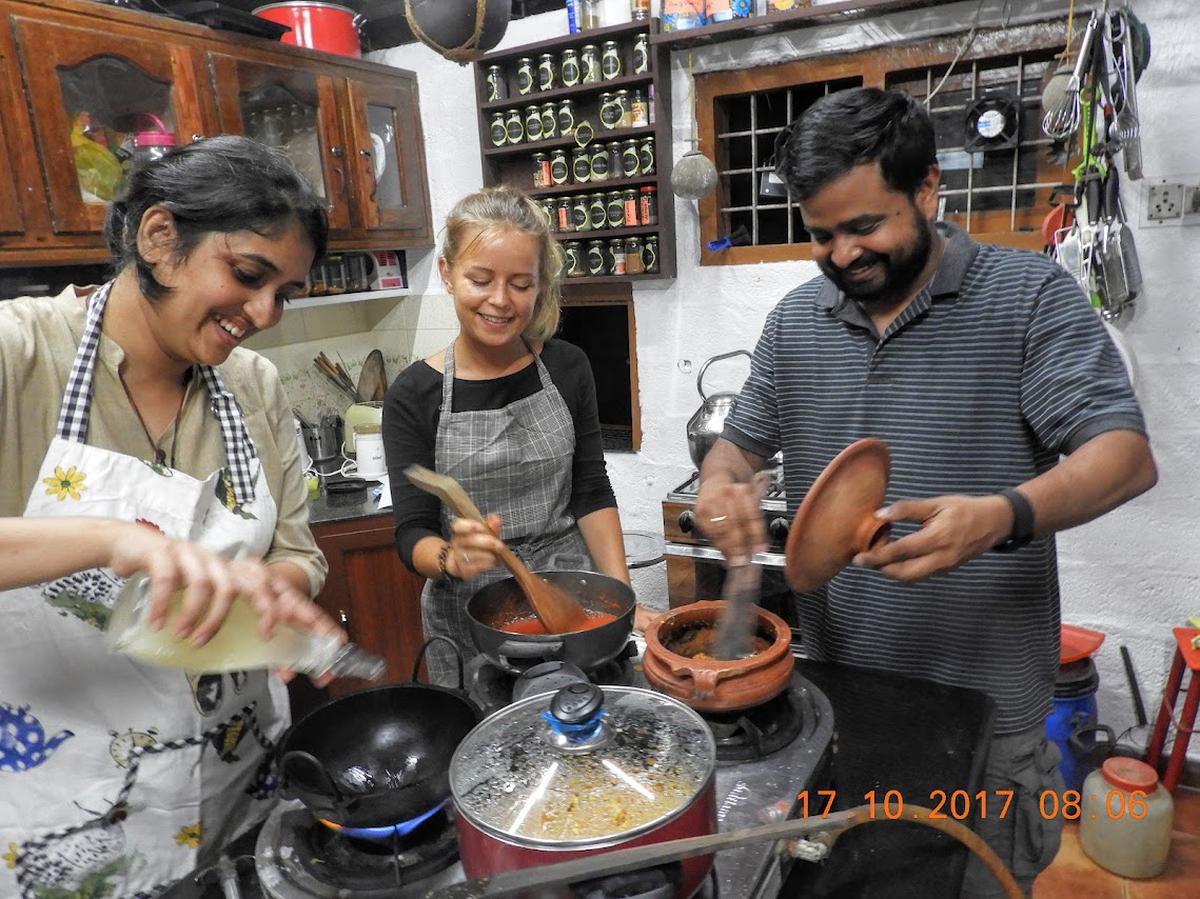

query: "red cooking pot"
left=450, top=683, right=717, bottom=898
left=254, top=2, right=364, bottom=58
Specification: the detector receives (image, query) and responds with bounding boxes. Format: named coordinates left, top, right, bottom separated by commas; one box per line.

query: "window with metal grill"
left=695, top=22, right=1075, bottom=266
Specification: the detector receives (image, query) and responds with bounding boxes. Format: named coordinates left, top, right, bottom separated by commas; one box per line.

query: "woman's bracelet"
left=436, top=542, right=461, bottom=583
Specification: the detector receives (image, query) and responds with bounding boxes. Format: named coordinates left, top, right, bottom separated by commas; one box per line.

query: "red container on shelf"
left=253, top=2, right=363, bottom=58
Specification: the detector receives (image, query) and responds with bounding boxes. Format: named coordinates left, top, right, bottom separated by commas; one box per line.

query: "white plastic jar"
left=1079, top=757, right=1173, bottom=878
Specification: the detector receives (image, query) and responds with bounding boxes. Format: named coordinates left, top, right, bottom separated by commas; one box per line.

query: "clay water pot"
left=642, top=600, right=794, bottom=712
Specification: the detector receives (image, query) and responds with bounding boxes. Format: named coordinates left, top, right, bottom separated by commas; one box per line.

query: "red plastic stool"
left=1146, top=627, right=1200, bottom=792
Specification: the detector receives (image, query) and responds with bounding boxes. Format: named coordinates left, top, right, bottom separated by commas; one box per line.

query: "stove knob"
left=769, top=517, right=790, bottom=542
left=679, top=510, right=696, bottom=534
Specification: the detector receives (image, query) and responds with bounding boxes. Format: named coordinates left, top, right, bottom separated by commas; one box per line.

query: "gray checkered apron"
left=421, top=340, right=591, bottom=683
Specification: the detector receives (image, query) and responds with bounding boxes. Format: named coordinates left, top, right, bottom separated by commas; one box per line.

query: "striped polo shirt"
left=724, top=222, right=1146, bottom=733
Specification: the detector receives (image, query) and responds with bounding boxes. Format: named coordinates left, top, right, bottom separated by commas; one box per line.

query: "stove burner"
left=701, top=686, right=806, bottom=763
left=318, top=799, right=447, bottom=841
left=466, top=641, right=638, bottom=714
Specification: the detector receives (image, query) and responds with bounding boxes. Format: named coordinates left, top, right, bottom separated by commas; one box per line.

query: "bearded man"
left=694, top=87, right=1156, bottom=897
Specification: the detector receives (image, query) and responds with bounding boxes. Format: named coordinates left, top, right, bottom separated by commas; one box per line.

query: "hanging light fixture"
left=671, top=51, right=719, bottom=202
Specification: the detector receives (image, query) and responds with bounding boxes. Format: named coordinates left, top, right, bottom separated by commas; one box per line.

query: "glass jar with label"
left=622, top=189, right=639, bottom=226
left=639, top=185, right=658, bottom=225
left=489, top=111, right=507, bottom=147
left=625, top=237, right=645, bottom=274
left=608, top=142, right=622, bottom=179
left=581, top=0, right=601, bottom=30
left=505, top=108, right=524, bottom=144
left=561, top=49, right=581, bottom=87
left=571, top=148, right=591, bottom=183
left=557, top=99, right=577, bottom=137
left=564, top=241, right=584, bottom=278
left=617, top=140, right=638, bottom=178
left=615, top=89, right=632, bottom=128
left=486, top=65, right=507, bottom=102
left=608, top=238, right=626, bottom=275
left=555, top=198, right=572, bottom=233
left=588, top=193, right=607, bottom=230
left=606, top=191, right=625, bottom=229
left=541, top=103, right=558, bottom=140
left=630, top=89, right=649, bottom=128
left=550, top=149, right=570, bottom=184
left=599, top=93, right=622, bottom=131
left=632, top=32, right=650, bottom=73
left=601, top=41, right=622, bottom=80
left=540, top=199, right=556, bottom=225
left=643, top=235, right=659, bottom=273
left=639, top=135, right=656, bottom=174
left=572, top=195, right=591, bottom=232
left=516, top=57, right=534, bottom=96
left=524, top=105, right=543, bottom=142
left=580, top=44, right=600, bottom=84
left=586, top=240, right=606, bottom=276
left=630, top=0, right=651, bottom=22
left=537, top=54, right=557, bottom=92
left=590, top=144, right=610, bottom=182
left=532, top=152, right=550, bottom=189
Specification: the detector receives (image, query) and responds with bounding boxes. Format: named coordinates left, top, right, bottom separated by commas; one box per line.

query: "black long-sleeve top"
left=382, top=339, right=617, bottom=571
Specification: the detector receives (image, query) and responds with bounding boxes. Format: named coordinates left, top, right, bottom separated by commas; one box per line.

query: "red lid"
left=1101, top=756, right=1158, bottom=793
left=640, top=185, right=655, bottom=192
left=133, top=130, right=177, bottom=148
left=1060, top=623, right=1105, bottom=664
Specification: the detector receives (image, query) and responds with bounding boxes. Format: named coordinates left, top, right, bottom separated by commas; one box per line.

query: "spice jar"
left=485, top=65, right=506, bottom=102
left=639, top=135, right=656, bottom=174
left=630, top=89, right=649, bottom=128
left=630, top=0, right=651, bottom=22
left=532, top=152, right=551, bottom=189
left=580, top=44, right=600, bottom=83
left=639, top=185, right=658, bottom=225
left=581, top=0, right=601, bottom=30
left=524, top=105, right=543, bottom=142
left=601, top=40, right=622, bottom=80
left=561, top=49, right=581, bottom=87
left=615, top=89, right=632, bottom=128
left=541, top=103, right=558, bottom=140
left=550, top=149, right=570, bottom=184
left=585, top=239, right=606, bottom=276
left=557, top=99, right=577, bottom=137
left=489, top=111, right=507, bottom=148
left=643, top=235, right=659, bottom=273
left=621, top=140, right=641, bottom=178
left=623, top=189, right=639, bottom=226
left=606, top=191, right=625, bottom=229
left=564, top=241, right=584, bottom=277
left=537, top=53, right=557, bottom=92
left=625, top=237, right=645, bottom=274
left=553, top=199, right=570, bottom=233
left=590, top=143, right=611, bottom=182
left=505, top=108, right=524, bottom=144
left=608, top=142, right=623, bottom=180
left=539, top=199, right=556, bottom=225
left=599, top=92, right=622, bottom=131
left=633, top=32, right=650, bottom=74
left=516, top=57, right=534, bottom=96
left=588, top=193, right=607, bottom=231
left=608, top=238, right=627, bottom=275
left=572, top=195, right=592, bottom=232
left=571, top=148, right=592, bottom=183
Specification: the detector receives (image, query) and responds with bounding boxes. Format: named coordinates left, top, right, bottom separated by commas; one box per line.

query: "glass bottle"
left=106, top=573, right=386, bottom=680
left=643, top=235, right=659, bottom=273
left=581, top=0, right=601, bottom=30
left=625, top=237, right=646, bottom=274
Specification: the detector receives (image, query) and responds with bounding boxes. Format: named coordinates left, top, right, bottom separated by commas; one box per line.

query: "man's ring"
left=709, top=515, right=728, bottom=524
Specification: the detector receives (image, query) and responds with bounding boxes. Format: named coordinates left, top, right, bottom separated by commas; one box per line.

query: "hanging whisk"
left=1042, top=11, right=1100, bottom=141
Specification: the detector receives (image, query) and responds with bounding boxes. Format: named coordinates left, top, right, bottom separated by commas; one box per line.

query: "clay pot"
left=642, top=600, right=794, bottom=712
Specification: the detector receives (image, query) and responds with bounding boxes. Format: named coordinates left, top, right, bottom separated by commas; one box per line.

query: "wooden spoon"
left=403, top=465, right=591, bottom=634
left=358, top=349, right=387, bottom=402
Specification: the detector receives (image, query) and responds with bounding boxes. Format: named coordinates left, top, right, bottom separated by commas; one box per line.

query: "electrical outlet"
left=1147, top=182, right=1184, bottom=221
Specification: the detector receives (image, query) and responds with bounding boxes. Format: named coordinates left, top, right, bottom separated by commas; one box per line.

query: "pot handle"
left=696, top=349, right=752, bottom=402
left=352, top=12, right=367, bottom=34
left=667, top=663, right=740, bottom=698
left=499, top=639, right=565, bottom=660
left=279, top=749, right=343, bottom=803
left=412, top=635, right=466, bottom=690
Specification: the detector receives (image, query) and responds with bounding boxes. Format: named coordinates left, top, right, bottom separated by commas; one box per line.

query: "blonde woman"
left=382, top=186, right=637, bottom=683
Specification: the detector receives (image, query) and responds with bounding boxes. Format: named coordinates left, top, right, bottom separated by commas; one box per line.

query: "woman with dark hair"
left=0, top=136, right=339, bottom=897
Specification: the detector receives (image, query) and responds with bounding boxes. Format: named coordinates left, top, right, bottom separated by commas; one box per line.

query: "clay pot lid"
left=784, top=438, right=890, bottom=593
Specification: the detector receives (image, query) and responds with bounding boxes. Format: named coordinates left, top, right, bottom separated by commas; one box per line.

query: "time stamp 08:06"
left=798, top=789, right=1153, bottom=821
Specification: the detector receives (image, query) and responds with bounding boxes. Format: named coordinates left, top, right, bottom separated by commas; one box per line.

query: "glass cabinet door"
left=210, top=56, right=350, bottom=232
left=14, top=19, right=207, bottom=234
left=346, top=77, right=430, bottom=234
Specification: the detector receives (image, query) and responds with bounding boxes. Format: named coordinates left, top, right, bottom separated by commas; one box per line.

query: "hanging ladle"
left=403, top=465, right=591, bottom=634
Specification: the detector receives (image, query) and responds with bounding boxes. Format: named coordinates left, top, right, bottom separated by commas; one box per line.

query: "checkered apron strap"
left=54, top=282, right=114, bottom=442
left=198, top=365, right=259, bottom=507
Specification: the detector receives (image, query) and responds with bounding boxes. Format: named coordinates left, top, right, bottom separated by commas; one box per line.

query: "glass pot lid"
left=450, top=684, right=715, bottom=847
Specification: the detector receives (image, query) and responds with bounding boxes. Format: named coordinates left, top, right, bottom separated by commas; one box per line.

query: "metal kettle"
left=686, top=350, right=751, bottom=470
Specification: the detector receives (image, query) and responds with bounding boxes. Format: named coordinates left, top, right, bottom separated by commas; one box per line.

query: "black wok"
left=467, top=569, right=635, bottom=673
left=278, top=637, right=480, bottom=828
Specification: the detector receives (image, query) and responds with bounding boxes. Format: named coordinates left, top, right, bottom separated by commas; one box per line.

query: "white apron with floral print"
left=0, top=283, right=289, bottom=898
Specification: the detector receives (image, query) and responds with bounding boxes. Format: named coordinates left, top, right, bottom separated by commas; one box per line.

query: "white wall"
left=264, top=0, right=1198, bottom=760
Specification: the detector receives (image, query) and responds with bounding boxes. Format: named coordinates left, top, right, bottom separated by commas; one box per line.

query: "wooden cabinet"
left=0, top=0, right=432, bottom=267
left=309, top=514, right=427, bottom=701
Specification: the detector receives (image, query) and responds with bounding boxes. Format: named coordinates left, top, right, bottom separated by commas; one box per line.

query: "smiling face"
left=439, top=226, right=541, bottom=352
left=799, top=161, right=939, bottom=306
left=140, top=211, right=314, bottom=367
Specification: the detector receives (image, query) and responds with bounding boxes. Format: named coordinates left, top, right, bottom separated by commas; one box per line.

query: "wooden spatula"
left=403, top=465, right=591, bottom=634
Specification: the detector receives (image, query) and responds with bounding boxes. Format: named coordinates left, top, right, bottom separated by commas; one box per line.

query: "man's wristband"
left=436, top=542, right=461, bottom=582
left=994, top=487, right=1035, bottom=552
